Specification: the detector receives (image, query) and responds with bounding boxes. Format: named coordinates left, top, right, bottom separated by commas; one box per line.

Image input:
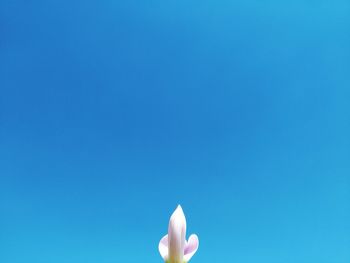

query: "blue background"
left=0, top=1, right=349, bottom=263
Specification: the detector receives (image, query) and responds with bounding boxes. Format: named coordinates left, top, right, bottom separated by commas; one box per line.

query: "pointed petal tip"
left=170, top=205, right=186, bottom=225
left=174, top=204, right=184, bottom=216
left=174, top=204, right=182, bottom=212
left=169, top=205, right=186, bottom=227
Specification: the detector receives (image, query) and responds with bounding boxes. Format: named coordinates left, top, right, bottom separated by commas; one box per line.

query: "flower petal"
left=168, top=205, right=186, bottom=263
left=184, top=234, right=199, bottom=262
left=158, top=234, right=168, bottom=260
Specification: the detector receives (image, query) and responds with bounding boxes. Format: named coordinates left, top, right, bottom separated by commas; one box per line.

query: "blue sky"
left=0, top=1, right=349, bottom=263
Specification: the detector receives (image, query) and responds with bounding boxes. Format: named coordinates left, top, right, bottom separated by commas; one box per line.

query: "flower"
left=159, top=205, right=199, bottom=263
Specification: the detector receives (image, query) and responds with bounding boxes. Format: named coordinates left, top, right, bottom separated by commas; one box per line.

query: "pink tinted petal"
left=184, top=234, right=199, bottom=262
left=168, top=205, right=186, bottom=262
left=158, top=234, right=169, bottom=260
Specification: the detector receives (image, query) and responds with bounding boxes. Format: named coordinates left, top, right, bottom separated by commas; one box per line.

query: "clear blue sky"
left=0, top=1, right=349, bottom=263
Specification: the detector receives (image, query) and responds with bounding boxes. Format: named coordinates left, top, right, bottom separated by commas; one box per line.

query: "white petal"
left=158, top=234, right=169, bottom=260
left=168, top=205, right=186, bottom=263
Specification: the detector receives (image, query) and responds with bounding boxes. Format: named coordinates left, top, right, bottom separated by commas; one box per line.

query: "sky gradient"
left=0, top=1, right=349, bottom=263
